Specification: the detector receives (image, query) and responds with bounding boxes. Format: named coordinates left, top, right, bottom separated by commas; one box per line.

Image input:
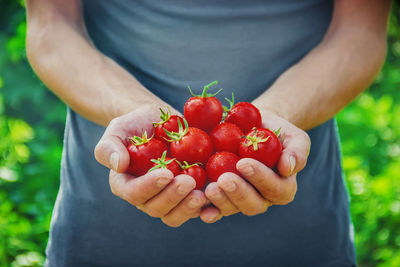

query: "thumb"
left=94, top=135, right=130, bottom=173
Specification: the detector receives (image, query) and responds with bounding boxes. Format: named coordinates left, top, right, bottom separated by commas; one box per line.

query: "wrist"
left=251, top=101, right=290, bottom=123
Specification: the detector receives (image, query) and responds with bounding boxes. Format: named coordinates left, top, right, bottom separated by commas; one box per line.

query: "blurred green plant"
left=0, top=1, right=399, bottom=267
left=336, top=6, right=400, bottom=265
left=0, top=1, right=65, bottom=266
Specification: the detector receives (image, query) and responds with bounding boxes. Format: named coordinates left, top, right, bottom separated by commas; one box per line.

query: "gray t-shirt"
left=45, top=0, right=356, bottom=266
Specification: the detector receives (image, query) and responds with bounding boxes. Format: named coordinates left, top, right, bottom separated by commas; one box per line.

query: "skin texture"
left=26, top=0, right=391, bottom=226
left=239, top=128, right=282, bottom=168
left=206, top=152, right=241, bottom=183
left=225, top=102, right=262, bottom=134
left=210, top=122, right=243, bottom=155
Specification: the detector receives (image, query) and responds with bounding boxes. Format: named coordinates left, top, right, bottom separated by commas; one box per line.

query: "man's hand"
left=200, top=110, right=311, bottom=223
left=94, top=105, right=207, bottom=227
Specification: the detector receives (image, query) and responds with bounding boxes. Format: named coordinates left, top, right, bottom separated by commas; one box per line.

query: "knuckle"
left=231, top=187, right=247, bottom=203
left=242, top=207, right=260, bottom=216
left=242, top=209, right=258, bottom=216
left=109, top=173, right=120, bottom=197
left=108, top=117, right=120, bottom=128
left=122, top=192, right=140, bottom=206
left=278, top=184, right=297, bottom=205
left=301, top=131, right=311, bottom=144
left=297, top=153, right=307, bottom=165
left=263, top=183, right=282, bottom=201
left=242, top=202, right=269, bottom=216
left=278, top=197, right=292, bottom=205
left=109, top=185, right=118, bottom=197
left=94, top=141, right=110, bottom=164
left=94, top=142, right=103, bottom=159
left=164, top=193, right=179, bottom=207
left=129, top=180, right=148, bottom=204
left=145, top=207, right=165, bottom=218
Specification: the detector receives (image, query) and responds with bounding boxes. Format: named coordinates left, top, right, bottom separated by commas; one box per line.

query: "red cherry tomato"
left=206, top=152, right=240, bottom=183
left=165, top=119, right=214, bottom=165
left=239, top=128, right=282, bottom=168
left=184, top=81, right=223, bottom=133
left=127, top=133, right=167, bottom=176
left=224, top=95, right=262, bottom=134
left=154, top=107, right=184, bottom=146
left=149, top=151, right=181, bottom=176
left=210, top=122, right=243, bottom=155
left=179, top=161, right=207, bottom=190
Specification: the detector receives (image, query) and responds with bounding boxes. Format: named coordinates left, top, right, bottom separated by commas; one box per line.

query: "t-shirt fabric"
left=45, top=0, right=356, bottom=266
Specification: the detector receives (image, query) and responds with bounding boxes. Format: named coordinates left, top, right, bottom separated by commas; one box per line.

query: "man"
left=26, top=0, right=390, bottom=266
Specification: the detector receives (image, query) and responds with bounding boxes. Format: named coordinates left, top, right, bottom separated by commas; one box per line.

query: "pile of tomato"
left=126, top=81, right=283, bottom=190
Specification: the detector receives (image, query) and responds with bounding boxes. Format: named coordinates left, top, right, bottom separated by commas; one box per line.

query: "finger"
left=236, top=158, right=297, bottom=205
left=109, top=168, right=174, bottom=206
left=94, top=117, right=134, bottom=173
left=161, top=190, right=207, bottom=227
left=94, top=106, right=162, bottom=173
left=205, top=182, right=239, bottom=216
left=277, top=130, right=311, bottom=177
left=217, top=173, right=271, bottom=216
left=143, top=174, right=196, bottom=218
left=200, top=206, right=223, bottom=224
left=95, top=135, right=131, bottom=173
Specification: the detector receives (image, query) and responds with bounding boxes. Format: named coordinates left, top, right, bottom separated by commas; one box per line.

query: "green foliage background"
left=0, top=1, right=399, bottom=266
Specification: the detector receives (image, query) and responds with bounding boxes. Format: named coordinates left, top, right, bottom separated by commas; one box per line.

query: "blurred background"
left=0, top=1, right=399, bottom=266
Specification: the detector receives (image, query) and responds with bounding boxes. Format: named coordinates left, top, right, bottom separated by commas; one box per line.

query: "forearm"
left=254, top=0, right=390, bottom=130
left=26, top=0, right=165, bottom=127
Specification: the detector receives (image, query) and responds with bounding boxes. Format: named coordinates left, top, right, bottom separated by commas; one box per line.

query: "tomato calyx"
left=274, top=127, right=282, bottom=139
left=222, top=92, right=235, bottom=113
left=128, top=131, right=152, bottom=146
left=148, top=151, right=178, bottom=172
left=242, top=128, right=271, bottom=151
left=163, top=118, right=189, bottom=142
left=188, top=80, right=223, bottom=98
left=153, top=107, right=172, bottom=126
left=222, top=93, right=235, bottom=119
left=177, top=160, right=202, bottom=170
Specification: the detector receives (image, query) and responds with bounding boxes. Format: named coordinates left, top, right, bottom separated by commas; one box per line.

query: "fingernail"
left=110, top=152, right=119, bottom=171
left=220, top=181, right=236, bottom=192
left=156, top=177, right=172, bottom=188
left=237, top=163, right=254, bottom=177
left=289, top=156, right=296, bottom=175
left=207, top=214, right=222, bottom=223
left=177, top=183, right=194, bottom=195
left=188, top=197, right=202, bottom=208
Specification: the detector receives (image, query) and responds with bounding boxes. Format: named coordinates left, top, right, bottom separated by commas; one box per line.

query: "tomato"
left=224, top=94, right=262, bottom=134
left=179, top=161, right=207, bottom=190
left=239, top=128, right=282, bottom=168
left=154, top=107, right=184, bottom=146
left=206, top=152, right=240, bottom=183
left=127, top=132, right=167, bottom=176
left=184, top=81, right=223, bottom=133
left=210, top=122, right=243, bottom=155
left=149, top=151, right=181, bottom=176
left=165, top=119, right=213, bottom=165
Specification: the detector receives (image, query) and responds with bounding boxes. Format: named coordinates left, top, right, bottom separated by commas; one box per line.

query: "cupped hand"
left=200, top=110, right=311, bottom=223
left=94, top=104, right=207, bottom=227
